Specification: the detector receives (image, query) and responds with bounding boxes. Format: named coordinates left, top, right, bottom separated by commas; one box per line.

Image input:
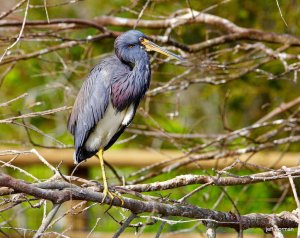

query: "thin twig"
left=256, top=96, right=300, bottom=123
left=112, top=213, right=137, bottom=238
left=0, top=159, right=40, bottom=182
left=283, top=166, right=300, bottom=237
left=0, top=106, right=71, bottom=124
left=30, top=149, right=58, bottom=175
left=0, top=0, right=30, bottom=62
left=33, top=203, right=61, bottom=238
left=178, top=182, right=212, bottom=203
left=275, top=0, right=288, bottom=27
left=0, top=0, right=27, bottom=20
left=133, top=0, right=151, bottom=29
left=0, top=93, right=28, bottom=107
left=87, top=217, right=101, bottom=238
left=43, top=0, right=50, bottom=23
left=155, top=219, right=167, bottom=238
left=0, top=62, right=16, bottom=88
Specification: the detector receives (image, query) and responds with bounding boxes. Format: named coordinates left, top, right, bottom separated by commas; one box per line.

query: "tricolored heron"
left=68, top=30, right=183, bottom=203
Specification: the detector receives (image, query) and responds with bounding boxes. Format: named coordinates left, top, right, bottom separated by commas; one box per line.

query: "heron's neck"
left=112, top=55, right=151, bottom=111
left=131, top=56, right=151, bottom=85
left=129, top=55, right=151, bottom=97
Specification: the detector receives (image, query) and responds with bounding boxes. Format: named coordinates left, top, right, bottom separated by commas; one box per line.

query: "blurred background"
left=0, top=0, right=300, bottom=237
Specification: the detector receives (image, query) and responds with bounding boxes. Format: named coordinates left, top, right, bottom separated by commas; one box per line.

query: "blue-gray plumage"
left=67, top=30, right=183, bottom=203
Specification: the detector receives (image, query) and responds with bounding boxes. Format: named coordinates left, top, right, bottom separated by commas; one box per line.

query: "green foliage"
left=0, top=0, right=299, bottom=236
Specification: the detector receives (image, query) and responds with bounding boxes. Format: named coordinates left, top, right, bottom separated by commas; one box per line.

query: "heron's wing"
left=67, top=64, right=111, bottom=157
left=68, top=56, right=131, bottom=162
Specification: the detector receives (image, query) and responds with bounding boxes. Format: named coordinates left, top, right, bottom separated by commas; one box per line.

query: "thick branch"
left=0, top=173, right=298, bottom=230
left=0, top=10, right=299, bottom=50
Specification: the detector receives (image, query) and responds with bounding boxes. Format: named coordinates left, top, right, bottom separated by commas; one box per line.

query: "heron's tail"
left=73, top=147, right=96, bottom=164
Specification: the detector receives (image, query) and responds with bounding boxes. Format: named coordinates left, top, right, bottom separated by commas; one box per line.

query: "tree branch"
left=33, top=203, right=61, bottom=238
left=0, top=172, right=298, bottom=231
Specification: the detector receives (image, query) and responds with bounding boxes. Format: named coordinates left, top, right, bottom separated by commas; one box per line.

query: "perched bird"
left=68, top=30, right=183, bottom=202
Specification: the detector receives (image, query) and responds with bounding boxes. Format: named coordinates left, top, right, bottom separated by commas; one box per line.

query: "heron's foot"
left=101, top=187, right=124, bottom=206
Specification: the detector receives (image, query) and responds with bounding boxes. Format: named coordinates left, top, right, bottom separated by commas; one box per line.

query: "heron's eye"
left=128, top=44, right=134, bottom=48
left=139, top=37, right=144, bottom=42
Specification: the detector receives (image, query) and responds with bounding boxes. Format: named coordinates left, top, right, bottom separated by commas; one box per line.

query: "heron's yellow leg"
left=97, top=149, right=124, bottom=206
left=97, top=149, right=112, bottom=203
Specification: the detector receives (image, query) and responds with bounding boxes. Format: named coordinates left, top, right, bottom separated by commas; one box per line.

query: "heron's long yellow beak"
left=140, top=38, right=184, bottom=61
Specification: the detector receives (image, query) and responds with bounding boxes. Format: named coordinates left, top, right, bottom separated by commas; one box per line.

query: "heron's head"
left=114, top=30, right=183, bottom=64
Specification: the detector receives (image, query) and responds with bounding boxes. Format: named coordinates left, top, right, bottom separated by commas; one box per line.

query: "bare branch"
left=0, top=0, right=30, bottom=62
left=0, top=0, right=27, bottom=20
left=122, top=167, right=300, bottom=192
left=0, top=173, right=298, bottom=230
left=33, top=203, right=61, bottom=238
left=112, top=213, right=137, bottom=238
left=0, top=106, right=71, bottom=124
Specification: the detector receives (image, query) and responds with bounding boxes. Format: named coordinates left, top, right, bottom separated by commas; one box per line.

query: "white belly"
left=84, top=102, right=134, bottom=151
